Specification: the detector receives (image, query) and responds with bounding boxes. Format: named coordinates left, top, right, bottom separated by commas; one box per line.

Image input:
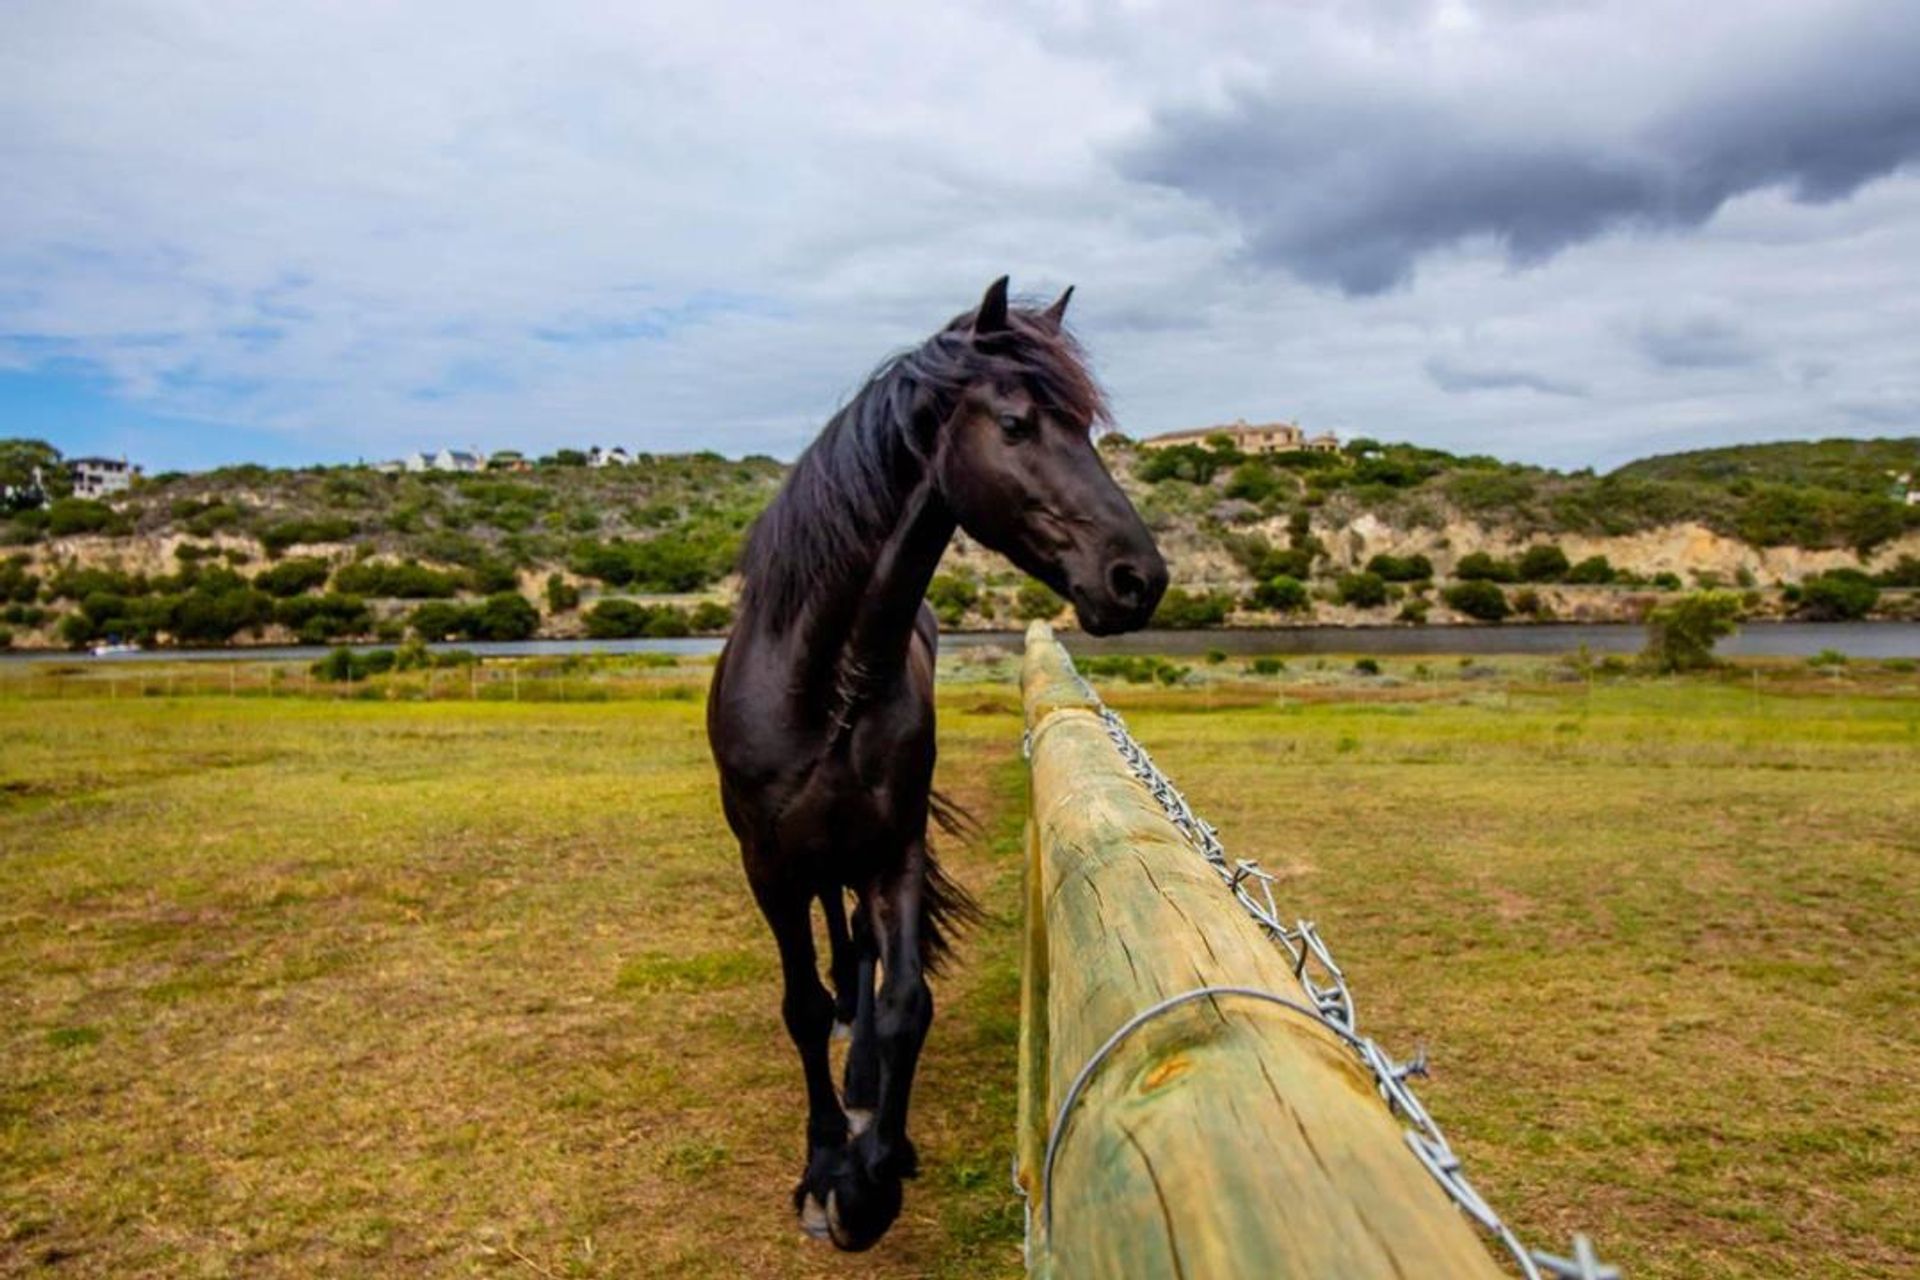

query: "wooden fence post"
left=1018, top=622, right=1506, bottom=1279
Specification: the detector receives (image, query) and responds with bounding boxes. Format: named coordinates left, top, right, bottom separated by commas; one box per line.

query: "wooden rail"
left=1016, top=621, right=1506, bottom=1279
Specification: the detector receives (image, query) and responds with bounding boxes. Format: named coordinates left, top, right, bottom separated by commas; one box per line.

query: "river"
left=7, top=621, right=1918, bottom=664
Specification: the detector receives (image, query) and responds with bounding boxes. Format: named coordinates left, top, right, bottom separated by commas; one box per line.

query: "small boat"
left=88, top=641, right=144, bottom=657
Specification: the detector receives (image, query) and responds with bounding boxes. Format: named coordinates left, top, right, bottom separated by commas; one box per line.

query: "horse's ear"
left=1042, top=285, right=1074, bottom=331
left=973, top=276, right=1011, bottom=337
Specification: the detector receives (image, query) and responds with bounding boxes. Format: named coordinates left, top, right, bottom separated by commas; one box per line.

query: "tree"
left=1250, top=574, right=1308, bottom=613
left=1015, top=579, right=1064, bottom=621
left=545, top=572, right=581, bottom=613
left=1643, top=591, right=1742, bottom=672
left=1797, top=570, right=1879, bottom=621
left=1565, top=555, right=1616, bottom=584
left=1516, top=544, right=1570, bottom=582
left=925, top=574, right=979, bottom=627
left=1453, top=551, right=1515, bottom=583
left=1335, top=571, right=1388, bottom=608
left=1443, top=580, right=1510, bottom=622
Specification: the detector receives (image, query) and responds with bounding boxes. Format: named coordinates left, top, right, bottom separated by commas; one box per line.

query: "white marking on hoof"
left=799, top=1193, right=830, bottom=1240
left=831, top=1020, right=853, bottom=1042
left=826, top=1189, right=845, bottom=1244
left=845, top=1107, right=873, bottom=1136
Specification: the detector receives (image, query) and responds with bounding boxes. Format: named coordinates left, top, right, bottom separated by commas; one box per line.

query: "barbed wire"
left=1019, top=661, right=1620, bottom=1280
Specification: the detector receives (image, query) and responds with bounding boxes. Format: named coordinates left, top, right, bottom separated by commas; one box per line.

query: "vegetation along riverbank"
left=3, top=435, right=1917, bottom=651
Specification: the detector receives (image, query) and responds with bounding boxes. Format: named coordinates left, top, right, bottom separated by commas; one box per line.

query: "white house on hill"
left=69, top=456, right=139, bottom=498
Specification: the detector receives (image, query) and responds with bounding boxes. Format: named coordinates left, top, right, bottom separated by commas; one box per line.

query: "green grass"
left=2, top=657, right=1916, bottom=1276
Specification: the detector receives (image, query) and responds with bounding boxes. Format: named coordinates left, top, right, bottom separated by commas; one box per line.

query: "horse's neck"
left=808, top=478, right=955, bottom=729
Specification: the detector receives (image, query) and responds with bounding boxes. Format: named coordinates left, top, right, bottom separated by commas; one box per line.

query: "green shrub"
left=1250, top=574, right=1309, bottom=613
left=1364, top=553, right=1433, bottom=582
left=252, top=557, right=331, bottom=597
left=1516, top=544, right=1570, bottom=582
left=1651, top=572, right=1683, bottom=590
left=0, top=555, right=39, bottom=604
left=1797, top=570, right=1879, bottom=621
left=1808, top=648, right=1849, bottom=669
left=1443, top=580, right=1510, bottom=621
left=1565, top=555, right=1616, bottom=584
left=926, top=574, right=979, bottom=627
left=259, top=516, right=356, bottom=557
left=472, top=593, right=539, bottom=641
left=1079, top=655, right=1190, bottom=685
left=545, top=573, right=581, bottom=613
left=1335, top=571, right=1388, bottom=608
left=1150, top=588, right=1233, bottom=629
left=1643, top=591, right=1742, bottom=672
left=1397, top=598, right=1429, bottom=625
left=1354, top=657, right=1381, bottom=676
left=689, top=601, right=733, bottom=633
left=275, top=593, right=371, bottom=644
left=332, top=558, right=461, bottom=598
left=1453, top=552, right=1516, bottom=582
left=1247, top=656, right=1287, bottom=675
left=1015, top=579, right=1064, bottom=621
left=1875, top=555, right=1920, bottom=588
left=46, top=498, right=127, bottom=537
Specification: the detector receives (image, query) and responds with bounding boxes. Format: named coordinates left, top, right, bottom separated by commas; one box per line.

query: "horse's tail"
left=923, top=789, right=986, bottom=974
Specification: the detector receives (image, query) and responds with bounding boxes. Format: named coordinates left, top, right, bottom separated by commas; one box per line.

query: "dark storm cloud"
left=1425, top=356, right=1587, bottom=398
left=1118, top=4, right=1920, bottom=294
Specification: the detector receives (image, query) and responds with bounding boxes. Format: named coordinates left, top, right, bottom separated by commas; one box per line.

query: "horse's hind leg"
left=752, top=878, right=849, bottom=1239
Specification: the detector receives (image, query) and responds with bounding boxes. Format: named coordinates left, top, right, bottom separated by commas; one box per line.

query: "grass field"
left=3, top=652, right=1917, bottom=1277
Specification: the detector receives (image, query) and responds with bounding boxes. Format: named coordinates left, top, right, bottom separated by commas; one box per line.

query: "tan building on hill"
left=1141, top=419, right=1339, bottom=455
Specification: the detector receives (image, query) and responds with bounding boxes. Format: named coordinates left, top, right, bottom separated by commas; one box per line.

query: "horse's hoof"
left=798, top=1192, right=831, bottom=1240
left=825, top=1169, right=903, bottom=1252
left=845, top=1107, right=873, bottom=1136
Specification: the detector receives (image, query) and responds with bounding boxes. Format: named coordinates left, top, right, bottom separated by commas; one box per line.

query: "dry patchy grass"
left=3, top=656, right=1917, bottom=1277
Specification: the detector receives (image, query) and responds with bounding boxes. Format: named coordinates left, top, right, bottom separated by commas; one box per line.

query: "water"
left=8, top=621, right=1917, bottom=664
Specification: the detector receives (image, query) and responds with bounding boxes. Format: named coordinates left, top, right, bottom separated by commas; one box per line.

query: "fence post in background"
left=1018, top=621, right=1507, bottom=1280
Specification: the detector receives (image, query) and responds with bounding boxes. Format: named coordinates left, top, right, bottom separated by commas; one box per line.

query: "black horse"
left=707, top=277, right=1166, bottom=1250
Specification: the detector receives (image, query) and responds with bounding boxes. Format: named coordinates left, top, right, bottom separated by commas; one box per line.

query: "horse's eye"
left=999, top=413, right=1035, bottom=441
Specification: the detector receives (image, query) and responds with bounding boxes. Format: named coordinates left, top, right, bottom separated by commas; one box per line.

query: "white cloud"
left=1, top=0, right=1916, bottom=469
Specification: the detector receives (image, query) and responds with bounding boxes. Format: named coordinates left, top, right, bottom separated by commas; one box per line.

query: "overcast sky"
left=4, top=0, right=1918, bottom=473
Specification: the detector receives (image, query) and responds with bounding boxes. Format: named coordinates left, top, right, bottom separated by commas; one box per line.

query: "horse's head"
left=929, top=277, right=1167, bottom=635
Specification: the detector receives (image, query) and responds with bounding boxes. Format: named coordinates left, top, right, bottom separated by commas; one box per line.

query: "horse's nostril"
left=1108, top=561, right=1148, bottom=607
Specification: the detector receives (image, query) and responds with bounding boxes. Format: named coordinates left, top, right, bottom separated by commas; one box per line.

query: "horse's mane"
left=738, top=304, right=1110, bottom=626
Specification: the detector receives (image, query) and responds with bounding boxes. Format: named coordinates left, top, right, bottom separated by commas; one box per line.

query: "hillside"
left=2, top=435, right=1916, bottom=649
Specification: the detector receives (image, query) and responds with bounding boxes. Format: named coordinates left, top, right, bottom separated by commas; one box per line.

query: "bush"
left=1247, top=656, right=1287, bottom=675
left=332, top=559, right=461, bottom=598
left=1643, top=591, right=1742, bottom=672
left=1397, top=598, right=1430, bottom=625
left=1443, top=580, right=1510, bottom=622
left=0, top=626, right=11, bottom=649
left=1015, top=579, right=1064, bottom=621
left=1876, top=555, right=1920, bottom=588
left=472, top=592, right=539, bottom=641
left=1365, top=553, right=1433, bottom=582
left=1250, top=574, right=1309, bottom=613
left=1453, top=552, right=1516, bottom=583
left=1797, top=570, right=1879, bottom=621
left=1565, top=555, right=1617, bottom=584
left=1335, top=571, right=1388, bottom=608
left=275, top=593, right=372, bottom=644
left=1150, top=588, right=1233, bottom=629
left=1809, top=648, right=1849, bottom=669
left=259, top=516, right=356, bottom=557
left=1079, top=655, right=1190, bottom=685
left=582, top=598, right=720, bottom=639
left=0, top=555, right=39, bottom=604
left=926, top=574, right=979, bottom=627
left=545, top=573, right=581, bottom=613
left=689, top=601, right=733, bottom=633
left=252, top=557, right=331, bottom=597
left=46, top=498, right=126, bottom=537
left=1354, top=657, right=1381, bottom=676
left=1516, top=544, right=1570, bottom=582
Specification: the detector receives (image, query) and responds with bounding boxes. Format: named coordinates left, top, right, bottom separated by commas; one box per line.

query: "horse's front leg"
left=751, top=877, right=849, bottom=1240
left=826, top=843, right=930, bottom=1251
